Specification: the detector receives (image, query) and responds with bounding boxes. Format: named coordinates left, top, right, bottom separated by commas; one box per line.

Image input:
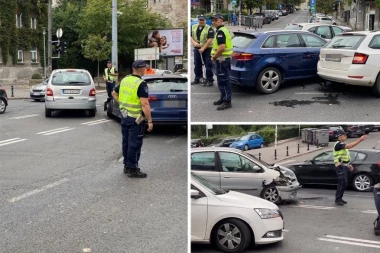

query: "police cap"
left=198, top=14, right=206, bottom=20
left=212, top=13, right=224, bottom=20
left=337, top=131, right=347, bottom=137
left=132, top=60, right=147, bottom=69
left=107, top=60, right=112, bottom=63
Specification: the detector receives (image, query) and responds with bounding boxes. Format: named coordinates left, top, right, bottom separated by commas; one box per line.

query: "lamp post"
left=112, top=0, right=118, bottom=68
left=43, top=27, right=46, bottom=78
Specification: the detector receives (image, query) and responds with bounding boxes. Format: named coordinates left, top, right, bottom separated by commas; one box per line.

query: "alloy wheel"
left=260, top=70, right=280, bottom=91
left=0, top=100, right=5, bottom=112
left=264, top=187, right=280, bottom=202
left=354, top=175, right=371, bottom=191
left=217, top=223, right=242, bottom=250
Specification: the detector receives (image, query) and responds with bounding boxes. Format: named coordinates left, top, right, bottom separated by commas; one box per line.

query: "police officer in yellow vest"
left=103, top=60, right=119, bottom=99
left=211, top=14, right=233, bottom=110
left=190, top=14, right=215, bottom=86
left=333, top=131, right=367, bottom=205
left=112, top=60, right=153, bottom=178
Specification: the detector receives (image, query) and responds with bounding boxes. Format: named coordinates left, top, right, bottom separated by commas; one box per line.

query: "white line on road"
left=325, top=235, right=380, bottom=245
left=81, top=119, right=109, bottom=125
left=192, top=92, right=247, bottom=95
left=9, top=114, right=40, bottom=120
left=283, top=229, right=290, bottom=232
left=294, top=205, right=336, bottom=210
left=0, top=138, right=27, bottom=147
left=36, top=127, right=71, bottom=135
left=82, top=119, right=111, bottom=126
left=8, top=178, right=69, bottom=203
left=275, top=160, right=296, bottom=165
left=318, top=235, right=380, bottom=249
left=318, top=238, right=380, bottom=249
left=43, top=128, right=75, bottom=135
left=362, top=210, right=378, bottom=214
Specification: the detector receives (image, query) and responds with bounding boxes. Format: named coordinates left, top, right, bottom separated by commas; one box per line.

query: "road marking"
left=344, top=194, right=372, bottom=198
left=10, top=114, right=40, bottom=120
left=275, top=160, right=296, bottom=165
left=36, top=127, right=71, bottom=135
left=0, top=138, right=27, bottom=147
left=318, top=235, right=380, bottom=249
left=82, top=119, right=111, bottom=126
left=8, top=178, right=69, bottom=203
left=293, top=204, right=336, bottom=210
left=283, top=229, right=290, bottom=232
left=362, top=210, right=378, bottom=214
left=43, top=128, right=75, bottom=135
left=192, top=92, right=247, bottom=95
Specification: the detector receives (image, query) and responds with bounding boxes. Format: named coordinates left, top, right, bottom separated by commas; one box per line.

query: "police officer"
left=333, top=131, right=367, bottom=205
left=211, top=13, right=233, bottom=110
left=191, top=14, right=215, bottom=86
left=103, top=60, right=119, bottom=99
left=112, top=60, right=153, bottom=178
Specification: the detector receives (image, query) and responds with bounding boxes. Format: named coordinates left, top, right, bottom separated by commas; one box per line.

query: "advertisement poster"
left=147, top=28, right=184, bottom=57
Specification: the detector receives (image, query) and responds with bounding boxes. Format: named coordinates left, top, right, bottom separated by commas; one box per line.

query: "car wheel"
left=45, top=106, right=52, bottom=117
left=260, top=143, right=264, bottom=148
left=88, top=108, right=96, bottom=117
left=107, top=100, right=114, bottom=119
left=255, top=67, right=282, bottom=94
left=244, top=144, right=249, bottom=151
left=213, top=218, right=251, bottom=253
left=260, top=185, right=281, bottom=204
left=372, top=72, right=380, bottom=97
left=0, top=98, right=7, bottom=114
left=352, top=173, right=373, bottom=192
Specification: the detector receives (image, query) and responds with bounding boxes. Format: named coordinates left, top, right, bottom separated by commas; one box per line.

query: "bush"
left=31, top=73, right=42, bottom=79
left=256, top=126, right=276, bottom=145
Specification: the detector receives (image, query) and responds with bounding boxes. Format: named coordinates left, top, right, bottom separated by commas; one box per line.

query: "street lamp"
left=112, top=0, right=118, bottom=68
left=43, top=27, right=46, bottom=78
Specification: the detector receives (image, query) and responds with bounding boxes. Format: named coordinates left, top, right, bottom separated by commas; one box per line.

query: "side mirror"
left=191, top=189, right=201, bottom=199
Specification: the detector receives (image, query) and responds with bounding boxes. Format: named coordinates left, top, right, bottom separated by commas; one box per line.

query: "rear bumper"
left=317, top=65, right=376, bottom=87
left=151, top=108, right=187, bottom=124
left=45, top=97, right=96, bottom=110
left=230, top=69, right=257, bottom=87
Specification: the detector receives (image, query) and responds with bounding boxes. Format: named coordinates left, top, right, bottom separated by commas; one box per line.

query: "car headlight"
left=282, top=170, right=296, bottom=180
left=254, top=208, right=281, bottom=219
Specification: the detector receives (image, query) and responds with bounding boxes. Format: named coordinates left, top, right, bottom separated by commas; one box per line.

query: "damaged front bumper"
left=276, top=182, right=302, bottom=201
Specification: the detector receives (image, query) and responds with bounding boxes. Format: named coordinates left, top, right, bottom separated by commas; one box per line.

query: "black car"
left=0, top=84, right=8, bottom=114
left=286, top=149, right=380, bottom=192
left=207, top=137, right=238, bottom=147
left=341, top=125, right=365, bottom=138
left=321, top=126, right=343, bottom=141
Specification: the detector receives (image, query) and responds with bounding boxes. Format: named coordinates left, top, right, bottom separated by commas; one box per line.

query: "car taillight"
left=232, top=52, right=254, bottom=61
left=329, top=130, right=333, bottom=134
left=148, top=95, right=157, bottom=102
left=46, top=88, right=53, bottom=96
left=377, top=162, right=380, bottom=167
left=352, top=53, right=368, bottom=64
left=89, top=88, right=96, bottom=96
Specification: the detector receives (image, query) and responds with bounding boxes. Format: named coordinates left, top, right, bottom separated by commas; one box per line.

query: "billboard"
left=147, top=28, right=184, bottom=57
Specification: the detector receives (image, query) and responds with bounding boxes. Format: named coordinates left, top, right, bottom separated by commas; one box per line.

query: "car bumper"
left=151, top=108, right=188, bottom=124
left=277, top=182, right=302, bottom=201
left=30, top=92, right=45, bottom=98
left=250, top=217, right=284, bottom=245
left=45, top=97, right=96, bottom=110
left=230, top=70, right=258, bottom=87
left=317, top=65, right=376, bottom=87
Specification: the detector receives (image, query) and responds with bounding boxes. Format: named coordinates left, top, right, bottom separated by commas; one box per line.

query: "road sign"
left=311, top=0, right=315, bottom=6
left=56, top=28, right=63, bottom=39
left=232, top=0, right=236, bottom=6
left=311, top=6, right=316, bottom=13
left=279, top=4, right=282, bottom=9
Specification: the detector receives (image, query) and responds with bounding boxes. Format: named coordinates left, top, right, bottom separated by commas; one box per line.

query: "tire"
left=352, top=173, right=373, bottom=192
left=244, top=144, right=249, bottom=151
left=212, top=218, right=251, bottom=253
left=260, top=185, right=281, bottom=204
left=372, top=72, right=380, bottom=97
left=45, top=106, right=52, bottom=117
left=255, top=67, right=282, bottom=94
left=260, top=143, right=264, bottom=148
left=0, top=98, right=7, bottom=114
left=88, top=108, right=96, bottom=117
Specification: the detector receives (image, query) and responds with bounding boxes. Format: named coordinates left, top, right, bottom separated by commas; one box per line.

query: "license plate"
left=63, top=89, right=80, bottom=94
left=325, top=54, right=341, bottom=62
left=163, top=100, right=186, bottom=108
left=33, top=92, right=40, bottom=95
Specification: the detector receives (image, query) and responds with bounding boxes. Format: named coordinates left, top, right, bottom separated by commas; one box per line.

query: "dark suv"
left=0, top=84, right=8, bottom=114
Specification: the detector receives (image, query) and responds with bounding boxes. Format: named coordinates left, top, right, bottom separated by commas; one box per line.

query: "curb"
left=273, top=146, right=325, bottom=163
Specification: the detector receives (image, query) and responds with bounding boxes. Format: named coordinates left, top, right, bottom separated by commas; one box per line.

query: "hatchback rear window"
left=232, top=33, right=256, bottom=48
left=326, top=35, right=365, bottom=50
left=145, top=78, right=188, bottom=92
left=284, top=24, right=303, bottom=30
left=51, top=71, right=92, bottom=86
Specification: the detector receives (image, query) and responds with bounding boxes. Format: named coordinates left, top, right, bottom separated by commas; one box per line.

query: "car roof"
left=53, top=69, right=89, bottom=73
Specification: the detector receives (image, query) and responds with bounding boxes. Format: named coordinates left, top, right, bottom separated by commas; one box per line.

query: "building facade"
left=147, top=0, right=187, bottom=25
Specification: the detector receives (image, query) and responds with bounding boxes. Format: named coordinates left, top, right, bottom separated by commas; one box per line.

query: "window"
left=369, top=35, right=380, bottom=49
left=332, top=26, right=344, bottom=36
left=31, top=17, right=37, bottom=29
left=219, top=152, right=261, bottom=173
left=314, top=151, right=334, bottom=163
left=308, top=27, right=317, bottom=33
left=275, top=34, right=302, bottom=48
left=300, top=34, right=327, bottom=48
left=30, top=47, right=37, bottom=62
left=17, top=50, right=23, bottom=62
left=16, top=14, right=22, bottom=28
left=262, top=36, right=275, bottom=48
left=327, top=35, right=365, bottom=50
left=355, top=152, right=367, bottom=162
left=231, top=34, right=256, bottom=48
left=316, top=26, right=332, bottom=39
left=191, top=152, right=216, bottom=171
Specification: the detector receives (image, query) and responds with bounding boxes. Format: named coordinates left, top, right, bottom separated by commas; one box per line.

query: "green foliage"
left=31, top=73, right=42, bottom=79
left=82, top=35, right=112, bottom=62
left=316, top=0, right=336, bottom=15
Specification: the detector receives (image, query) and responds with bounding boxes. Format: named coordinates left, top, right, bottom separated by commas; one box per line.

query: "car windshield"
left=326, top=35, right=365, bottom=50
left=239, top=135, right=249, bottom=141
left=145, top=78, right=188, bottom=92
left=284, top=24, right=303, bottom=30
left=192, top=172, right=227, bottom=195
left=51, top=71, right=91, bottom=86
left=232, top=34, right=256, bottom=48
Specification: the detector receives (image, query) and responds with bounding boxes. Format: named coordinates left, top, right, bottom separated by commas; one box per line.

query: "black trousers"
left=106, top=81, right=115, bottom=98
left=335, top=165, right=348, bottom=201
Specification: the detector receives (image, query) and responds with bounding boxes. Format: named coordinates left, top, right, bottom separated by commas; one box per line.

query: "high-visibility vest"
left=119, top=75, right=143, bottom=118
left=333, top=141, right=351, bottom=163
left=104, top=67, right=116, bottom=82
left=211, top=26, right=233, bottom=58
left=192, top=24, right=213, bottom=48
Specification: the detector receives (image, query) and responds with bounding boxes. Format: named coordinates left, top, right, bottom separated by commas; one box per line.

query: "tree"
left=82, top=34, right=112, bottom=87
left=243, top=0, right=263, bottom=14
left=316, top=0, right=336, bottom=15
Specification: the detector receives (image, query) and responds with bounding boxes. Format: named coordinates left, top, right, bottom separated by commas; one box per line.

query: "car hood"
left=215, top=190, right=278, bottom=209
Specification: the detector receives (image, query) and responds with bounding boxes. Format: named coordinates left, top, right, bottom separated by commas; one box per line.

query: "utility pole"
left=112, top=0, right=118, bottom=68
left=48, top=0, right=52, bottom=75
left=239, top=0, right=241, bottom=29
left=43, top=27, right=46, bottom=79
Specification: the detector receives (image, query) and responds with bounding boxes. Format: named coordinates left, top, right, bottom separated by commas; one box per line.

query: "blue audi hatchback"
left=230, top=30, right=327, bottom=94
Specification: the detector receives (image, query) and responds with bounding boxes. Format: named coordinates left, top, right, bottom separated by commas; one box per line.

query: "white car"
left=314, top=16, right=337, bottom=25
left=284, top=23, right=347, bottom=41
left=317, top=31, right=380, bottom=96
left=30, top=77, right=49, bottom=101
left=191, top=173, right=284, bottom=253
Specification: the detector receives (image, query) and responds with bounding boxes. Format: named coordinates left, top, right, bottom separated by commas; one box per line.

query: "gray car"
left=30, top=77, right=49, bottom=101
left=44, top=69, right=97, bottom=117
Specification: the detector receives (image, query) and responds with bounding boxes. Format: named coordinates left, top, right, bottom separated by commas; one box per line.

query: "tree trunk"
left=97, top=60, right=100, bottom=88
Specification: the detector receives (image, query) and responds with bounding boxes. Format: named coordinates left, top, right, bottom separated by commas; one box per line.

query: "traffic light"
left=60, top=41, right=67, bottom=54
left=333, top=3, right=337, bottom=11
left=52, top=41, right=61, bottom=54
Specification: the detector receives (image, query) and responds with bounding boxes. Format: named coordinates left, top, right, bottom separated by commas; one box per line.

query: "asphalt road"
left=0, top=94, right=188, bottom=252
left=190, top=10, right=380, bottom=122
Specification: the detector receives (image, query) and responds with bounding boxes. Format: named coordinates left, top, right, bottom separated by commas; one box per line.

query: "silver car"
left=191, top=147, right=302, bottom=204
left=30, top=77, right=49, bottom=101
left=45, top=69, right=97, bottom=117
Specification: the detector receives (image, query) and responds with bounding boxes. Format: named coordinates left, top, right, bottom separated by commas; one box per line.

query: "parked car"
left=362, top=125, right=374, bottom=134
left=230, top=133, right=264, bottom=150
left=253, top=13, right=271, bottom=24
left=191, top=173, right=284, bottom=253
left=207, top=137, right=239, bottom=147
left=285, top=149, right=380, bottom=191
left=341, top=125, right=365, bottom=137
left=283, top=23, right=347, bottom=41
left=191, top=139, right=201, bottom=148
left=318, top=31, right=380, bottom=96
left=30, top=77, right=49, bottom=101
left=191, top=147, right=302, bottom=204
left=320, top=126, right=344, bottom=141
left=230, top=30, right=327, bottom=94
left=45, top=69, right=97, bottom=117
left=313, top=16, right=337, bottom=25
left=0, top=84, right=8, bottom=114
left=107, top=74, right=188, bottom=125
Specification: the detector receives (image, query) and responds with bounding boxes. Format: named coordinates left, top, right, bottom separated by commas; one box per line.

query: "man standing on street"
left=333, top=132, right=367, bottom=206
left=112, top=60, right=153, bottom=178
left=211, top=14, right=233, bottom=110
left=103, top=60, right=119, bottom=99
left=190, top=14, right=215, bottom=86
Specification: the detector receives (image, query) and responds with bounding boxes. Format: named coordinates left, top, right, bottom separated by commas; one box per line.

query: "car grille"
left=33, top=89, right=43, bottom=92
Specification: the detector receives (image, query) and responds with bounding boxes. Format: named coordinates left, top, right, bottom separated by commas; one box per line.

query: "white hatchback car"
left=314, top=16, right=336, bottom=25
left=191, top=173, right=284, bottom=253
left=45, top=69, right=97, bottom=117
left=284, top=23, right=348, bottom=42
left=318, top=31, right=380, bottom=96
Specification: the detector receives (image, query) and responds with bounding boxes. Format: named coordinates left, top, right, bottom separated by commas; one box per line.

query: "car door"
left=218, top=151, right=264, bottom=196
left=273, top=33, right=309, bottom=78
left=311, top=151, right=337, bottom=184
left=299, top=33, right=327, bottom=76
left=191, top=184, right=208, bottom=241
left=296, top=151, right=334, bottom=184
left=247, top=135, right=256, bottom=149
left=252, top=134, right=261, bottom=148
left=191, top=151, right=221, bottom=187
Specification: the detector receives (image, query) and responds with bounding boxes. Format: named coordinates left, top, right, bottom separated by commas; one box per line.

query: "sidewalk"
left=246, top=138, right=330, bottom=164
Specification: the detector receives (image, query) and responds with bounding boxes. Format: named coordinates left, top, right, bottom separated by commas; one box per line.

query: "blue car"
left=230, top=134, right=264, bottom=151
left=190, top=18, right=212, bottom=27
left=230, top=30, right=327, bottom=94
left=107, top=74, right=187, bottom=126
